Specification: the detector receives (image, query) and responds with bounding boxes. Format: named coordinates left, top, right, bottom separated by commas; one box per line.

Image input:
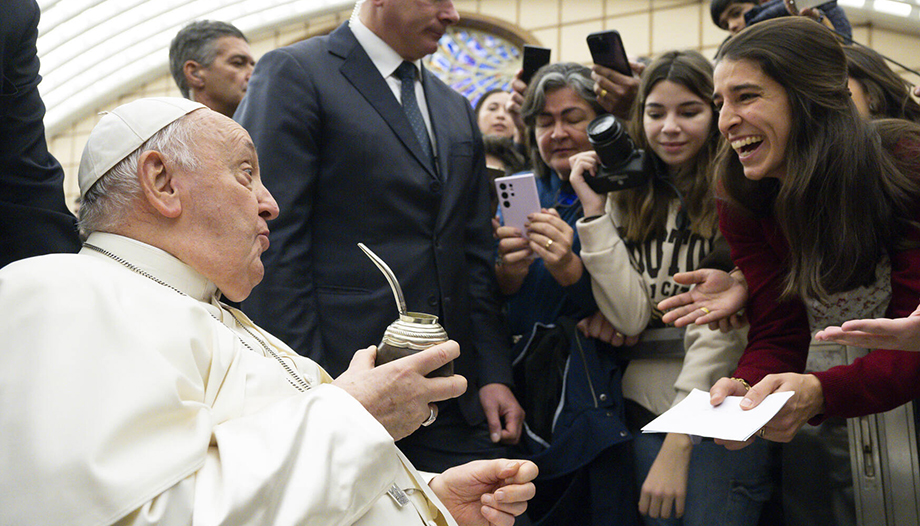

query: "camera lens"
left=498, top=183, right=507, bottom=190
left=588, top=114, right=617, bottom=137
left=588, top=114, right=636, bottom=170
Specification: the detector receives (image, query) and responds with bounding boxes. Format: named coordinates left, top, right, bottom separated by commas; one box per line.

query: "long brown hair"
left=716, top=17, right=920, bottom=300
left=844, top=45, right=920, bottom=123
left=615, top=50, right=721, bottom=241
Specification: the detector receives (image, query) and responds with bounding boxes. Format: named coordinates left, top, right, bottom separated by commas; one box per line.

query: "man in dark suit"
left=235, top=0, right=524, bottom=472
left=1, top=0, right=81, bottom=267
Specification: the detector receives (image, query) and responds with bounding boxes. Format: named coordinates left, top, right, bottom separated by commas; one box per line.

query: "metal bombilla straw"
left=357, top=242, right=452, bottom=377
left=357, top=242, right=408, bottom=316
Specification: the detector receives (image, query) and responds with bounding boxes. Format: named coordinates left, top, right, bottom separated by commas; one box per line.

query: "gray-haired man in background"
left=169, top=20, right=255, bottom=117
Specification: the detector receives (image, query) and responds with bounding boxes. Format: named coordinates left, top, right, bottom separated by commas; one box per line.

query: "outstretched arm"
left=815, top=303, right=920, bottom=352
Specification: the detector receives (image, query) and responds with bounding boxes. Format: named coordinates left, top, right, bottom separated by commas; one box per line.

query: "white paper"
left=641, top=388, right=795, bottom=441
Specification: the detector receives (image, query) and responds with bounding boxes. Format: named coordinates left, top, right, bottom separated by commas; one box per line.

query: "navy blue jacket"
left=1, top=0, right=80, bottom=267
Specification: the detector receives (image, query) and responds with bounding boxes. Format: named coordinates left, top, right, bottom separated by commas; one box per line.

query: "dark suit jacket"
left=1, top=0, right=80, bottom=267
left=236, top=22, right=510, bottom=423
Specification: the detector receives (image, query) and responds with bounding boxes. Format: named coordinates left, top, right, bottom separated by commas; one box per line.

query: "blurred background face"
left=533, top=87, right=597, bottom=179
left=847, top=76, right=872, bottom=118
left=477, top=91, right=514, bottom=138
left=643, top=79, right=714, bottom=173
left=718, top=1, right=757, bottom=34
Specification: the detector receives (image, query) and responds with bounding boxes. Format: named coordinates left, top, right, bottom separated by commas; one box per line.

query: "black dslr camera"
left=584, top=114, right=690, bottom=230
left=584, top=114, right=656, bottom=193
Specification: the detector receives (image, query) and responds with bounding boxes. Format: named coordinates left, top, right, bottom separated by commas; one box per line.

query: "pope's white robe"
left=0, top=232, right=457, bottom=526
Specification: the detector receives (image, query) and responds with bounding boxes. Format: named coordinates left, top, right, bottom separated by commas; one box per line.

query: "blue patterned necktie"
left=395, top=61, right=434, bottom=165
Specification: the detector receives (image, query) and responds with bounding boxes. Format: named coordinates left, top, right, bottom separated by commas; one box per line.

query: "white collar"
left=81, top=232, right=220, bottom=303
left=349, top=16, right=422, bottom=80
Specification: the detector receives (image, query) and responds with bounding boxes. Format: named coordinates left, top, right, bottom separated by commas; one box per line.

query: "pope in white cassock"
left=0, top=97, right=536, bottom=526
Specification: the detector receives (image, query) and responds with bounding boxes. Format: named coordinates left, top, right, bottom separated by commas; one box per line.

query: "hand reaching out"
left=430, top=459, right=538, bottom=526
left=815, top=302, right=920, bottom=351
left=657, top=269, right=747, bottom=332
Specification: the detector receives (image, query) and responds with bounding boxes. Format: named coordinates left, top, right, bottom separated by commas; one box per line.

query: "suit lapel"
left=329, top=24, right=437, bottom=178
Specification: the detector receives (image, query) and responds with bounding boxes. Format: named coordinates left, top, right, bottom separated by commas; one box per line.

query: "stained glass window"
left=424, top=26, right=522, bottom=108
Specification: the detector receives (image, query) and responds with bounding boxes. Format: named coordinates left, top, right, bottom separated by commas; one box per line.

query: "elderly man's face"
left=176, top=110, right=279, bottom=301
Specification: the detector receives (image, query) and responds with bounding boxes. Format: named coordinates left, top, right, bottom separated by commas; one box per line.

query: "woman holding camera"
left=495, top=62, right=638, bottom=526
left=568, top=50, right=773, bottom=526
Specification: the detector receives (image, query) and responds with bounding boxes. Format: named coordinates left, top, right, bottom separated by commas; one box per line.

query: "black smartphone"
left=586, top=30, right=630, bottom=76
left=521, top=45, right=551, bottom=84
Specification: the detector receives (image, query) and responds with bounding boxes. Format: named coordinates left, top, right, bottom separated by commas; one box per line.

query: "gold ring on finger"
left=759, top=427, right=766, bottom=438
left=700, top=307, right=711, bottom=314
left=545, top=239, right=554, bottom=249
left=599, top=88, right=608, bottom=98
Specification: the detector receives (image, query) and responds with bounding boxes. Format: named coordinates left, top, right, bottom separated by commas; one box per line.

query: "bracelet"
left=730, top=377, right=752, bottom=391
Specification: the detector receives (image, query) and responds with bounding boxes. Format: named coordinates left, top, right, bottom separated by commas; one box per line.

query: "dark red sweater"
left=718, top=201, right=920, bottom=419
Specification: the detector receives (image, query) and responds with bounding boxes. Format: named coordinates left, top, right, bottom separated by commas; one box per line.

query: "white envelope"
left=641, top=388, right=795, bottom=441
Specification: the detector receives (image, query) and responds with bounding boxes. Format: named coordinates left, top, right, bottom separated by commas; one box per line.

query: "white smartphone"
left=494, top=173, right=541, bottom=237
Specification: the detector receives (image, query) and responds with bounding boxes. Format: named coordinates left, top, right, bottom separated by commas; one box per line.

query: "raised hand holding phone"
left=586, top=30, right=631, bottom=76
left=520, top=45, right=551, bottom=84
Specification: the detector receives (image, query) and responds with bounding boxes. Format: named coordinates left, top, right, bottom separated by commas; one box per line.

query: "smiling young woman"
left=710, top=15, right=920, bottom=448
